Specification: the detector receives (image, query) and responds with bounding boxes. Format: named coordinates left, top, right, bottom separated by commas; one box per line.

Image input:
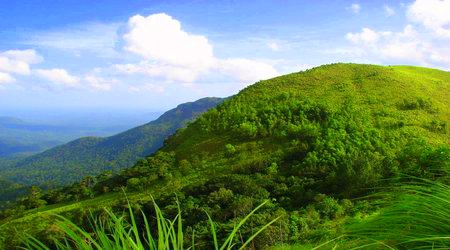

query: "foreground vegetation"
left=20, top=179, right=450, bottom=249
left=22, top=198, right=279, bottom=250
left=0, top=63, right=448, bottom=249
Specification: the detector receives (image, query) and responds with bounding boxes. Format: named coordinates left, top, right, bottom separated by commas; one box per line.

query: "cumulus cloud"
left=124, top=14, right=214, bottom=72
left=0, top=72, right=15, bottom=84
left=347, top=3, right=361, bottom=14
left=35, top=68, right=80, bottom=87
left=407, top=0, right=450, bottom=38
left=0, top=49, right=43, bottom=75
left=119, top=13, right=278, bottom=84
left=346, top=28, right=387, bottom=45
left=346, top=25, right=450, bottom=69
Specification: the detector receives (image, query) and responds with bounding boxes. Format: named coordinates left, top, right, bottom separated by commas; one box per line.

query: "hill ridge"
left=4, top=97, right=224, bottom=186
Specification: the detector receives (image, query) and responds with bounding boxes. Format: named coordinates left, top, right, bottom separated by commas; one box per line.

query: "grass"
left=343, top=177, right=450, bottom=249
left=21, top=197, right=280, bottom=250
left=296, top=177, right=450, bottom=250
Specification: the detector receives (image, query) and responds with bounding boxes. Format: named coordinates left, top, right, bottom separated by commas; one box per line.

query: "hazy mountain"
left=4, top=97, right=223, bottom=186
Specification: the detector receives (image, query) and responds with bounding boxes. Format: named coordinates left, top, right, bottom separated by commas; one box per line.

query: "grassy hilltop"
left=1, top=63, right=448, bottom=249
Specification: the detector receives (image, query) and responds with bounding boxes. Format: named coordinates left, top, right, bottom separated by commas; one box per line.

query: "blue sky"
left=0, top=0, right=449, bottom=112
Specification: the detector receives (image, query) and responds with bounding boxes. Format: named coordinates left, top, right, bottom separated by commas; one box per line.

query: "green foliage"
left=224, top=144, right=236, bottom=157
left=17, top=186, right=47, bottom=210
left=2, top=97, right=223, bottom=186
left=346, top=178, right=450, bottom=249
left=21, top=199, right=278, bottom=250
left=266, top=162, right=278, bottom=175
left=126, top=178, right=143, bottom=191
left=304, top=177, right=450, bottom=249
left=399, top=97, right=437, bottom=112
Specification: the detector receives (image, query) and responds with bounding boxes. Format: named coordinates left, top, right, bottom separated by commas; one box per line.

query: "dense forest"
left=1, top=97, right=223, bottom=187
left=0, top=64, right=448, bottom=249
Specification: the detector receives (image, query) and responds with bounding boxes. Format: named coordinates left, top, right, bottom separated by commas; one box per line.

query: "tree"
left=126, top=178, right=143, bottom=191
left=20, top=186, right=47, bottom=209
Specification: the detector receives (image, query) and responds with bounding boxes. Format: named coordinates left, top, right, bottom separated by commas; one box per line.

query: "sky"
left=0, top=0, right=449, bottom=112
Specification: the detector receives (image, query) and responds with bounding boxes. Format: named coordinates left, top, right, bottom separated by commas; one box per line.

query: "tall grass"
left=345, top=178, right=449, bottom=249
left=312, top=177, right=450, bottom=250
left=21, top=199, right=279, bottom=250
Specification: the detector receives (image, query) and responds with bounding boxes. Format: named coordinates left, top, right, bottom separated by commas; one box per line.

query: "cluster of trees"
left=3, top=99, right=446, bottom=247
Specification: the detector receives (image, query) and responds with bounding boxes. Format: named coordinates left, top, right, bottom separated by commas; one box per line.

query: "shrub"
left=224, top=144, right=236, bottom=157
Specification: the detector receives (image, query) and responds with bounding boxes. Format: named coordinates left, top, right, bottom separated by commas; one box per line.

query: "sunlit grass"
left=345, top=178, right=450, bottom=249
left=21, top=198, right=279, bottom=250
left=305, top=177, right=450, bottom=250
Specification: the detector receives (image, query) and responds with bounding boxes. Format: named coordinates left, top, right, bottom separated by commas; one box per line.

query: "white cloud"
left=0, top=57, right=31, bottom=75
left=407, top=0, right=450, bottom=38
left=346, top=28, right=388, bottom=45
left=84, top=75, right=113, bottom=91
left=384, top=5, right=396, bottom=16
left=1, top=49, right=43, bottom=64
left=35, top=68, right=80, bottom=87
left=347, top=3, right=361, bottom=14
left=345, top=25, right=450, bottom=69
left=120, top=13, right=279, bottom=84
left=378, top=25, right=425, bottom=61
left=267, top=42, right=280, bottom=51
left=0, top=72, right=15, bottom=84
left=124, top=13, right=214, bottom=77
left=0, top=49, right=43, bottom=75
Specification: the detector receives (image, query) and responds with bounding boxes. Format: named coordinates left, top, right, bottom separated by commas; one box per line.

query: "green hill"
left=1, top=64, right=448, bottom=248
left=3, top=97, right=223, bottom=186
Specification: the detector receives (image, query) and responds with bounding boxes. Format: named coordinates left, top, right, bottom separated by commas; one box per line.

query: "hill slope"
left=4, top=97, right=223, bottom=186
left=1, top=64, right=448, bottom=248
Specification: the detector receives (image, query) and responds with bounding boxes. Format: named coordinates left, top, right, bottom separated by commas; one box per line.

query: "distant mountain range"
left=2, top=97, right=223, bottom=186
left=0, top=117, right=64, bottom=157
left=0, top=111, right=161, bottom=158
